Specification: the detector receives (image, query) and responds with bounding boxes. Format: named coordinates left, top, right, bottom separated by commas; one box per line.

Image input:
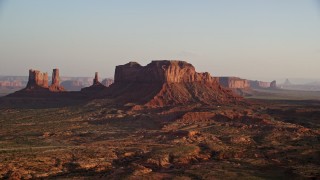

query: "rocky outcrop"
left=219, top=77, right=250, bottom=89
left=115, top=61, right=216, bottom=84
left=12, top=69, right=67, bottom=95
left=106, top=60, right=240, bottom=107
left=249, top=80, right=271, bottom=89
left=49, top=69, right=65, bottom=92
left=101, top=78, right=114, bottom=87
left=81, top=72, right=107, bottom=93
left=93, top=72, right=100, bottom=85
left=270, top=80, right=277, bottom=89
left=114, top=62, right=143, bottom=83
left=25, top=69, right=49, bottom=90
left=219, top=77, right=277, bottom=90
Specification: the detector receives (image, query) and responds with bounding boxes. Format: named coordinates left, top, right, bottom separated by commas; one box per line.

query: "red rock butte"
left=115, top=60, right=215, bottom=83
left=14, top=69, right=65, bottom=93
left=219, top=77, right=250, bottom=89
left=49, top=69, right=65, bottom=92
left=81, top=72, right=108, bottom=93
left=218, top=77, right=277, bottom=89
left=106, top=60, right=241, bottom=107
left=26, top=69, right=49, bottom=89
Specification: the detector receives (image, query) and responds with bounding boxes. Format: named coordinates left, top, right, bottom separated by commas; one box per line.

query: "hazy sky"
left=0, top=0, right=319, bottom=81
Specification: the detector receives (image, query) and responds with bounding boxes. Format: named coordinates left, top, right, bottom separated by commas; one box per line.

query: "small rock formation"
left=49, top=69, right=65, bottom=92
left=219, top=77, right=250, bottom=89
left=270, top=80, right=277, bottom=89
left=101, top=78, right=114, bottom=87
left=93, top=72, right=100, bottom=85
left=106, top=60, right=240, bottom=107
left=25, top=69, right=49, bottom=90
left=81, top=72, right=107, bottom=93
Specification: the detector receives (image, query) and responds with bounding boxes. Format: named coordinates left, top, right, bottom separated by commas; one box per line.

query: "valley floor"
left=0, top=96, right=319, bottom=179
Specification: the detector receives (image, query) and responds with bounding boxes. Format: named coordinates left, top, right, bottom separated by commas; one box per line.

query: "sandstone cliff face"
left=49, top=69, right=65, bottom=92
left=18, top=69, right=66, bottom=93
left=107, top=60, right=240, bottom=107
left=26, top=69, right=49, bottom=89
left=115, top=62, right=143, bottom=83
left=249, top=80, right=271, bottom=89
left=115, top=61, right=216, bottom=84
left=219, top=77, right=250, bottom=89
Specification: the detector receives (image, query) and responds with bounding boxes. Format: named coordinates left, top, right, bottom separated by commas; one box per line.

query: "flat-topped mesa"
left=249, top=80, right=271, bottom=89
left=115, top=60, right=216, bottom=84
left=107, top=60, right=240, bottom=107
left=219, top=77, right=250, bottom=89
left=49, top=69, right=65, bottom=92
left=26, top=69, right=49, bottom=89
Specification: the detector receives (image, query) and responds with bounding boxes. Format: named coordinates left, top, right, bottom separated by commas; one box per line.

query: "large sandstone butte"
left=12, top=69, right=66, bottom=95
left=49, top=69, right=65, bottom=92
left=115, top=61, right=214, bottom=83
left=219, top=77, right=277, bottom=90
left=106, top=60, right=240, bottom=107
left=25, top=69, right=49, bottom=90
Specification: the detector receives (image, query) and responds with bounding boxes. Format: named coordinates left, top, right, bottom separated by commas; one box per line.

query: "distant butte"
left=7, top=61, right=244, bottom=106
left=218, top=77, right=277, bottom=90
left=81, top=72, right=108, bottom=93
left=49, top=69, right=65, bottom=92
left=10, top=68, right=66, bottom=96
left=25, top=69, right=49, bottom=90
left=105, top=60, right=241, bottom=107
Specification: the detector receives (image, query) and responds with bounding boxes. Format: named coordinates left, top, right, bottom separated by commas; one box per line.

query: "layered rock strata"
left=106, top=60, right=240, bottom=107
left=115, top=61, right=216, bottom=83
left=219, top=77, right=250, bottom=89
left=26, top=69, right=49, bottom=89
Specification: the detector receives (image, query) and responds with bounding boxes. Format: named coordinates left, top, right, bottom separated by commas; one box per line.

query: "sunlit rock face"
left=49, top=69, right=65, bottom=92
left=26, top=69, right=49, bottom=89
left=115, top=60, right=217, bottom=84
left=219, top=77, right=250, bottom=89
left=108, top=60, right=240, bottom=107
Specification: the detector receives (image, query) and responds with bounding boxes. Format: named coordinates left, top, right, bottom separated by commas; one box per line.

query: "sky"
left=0, top=0, right=319, bottom=81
